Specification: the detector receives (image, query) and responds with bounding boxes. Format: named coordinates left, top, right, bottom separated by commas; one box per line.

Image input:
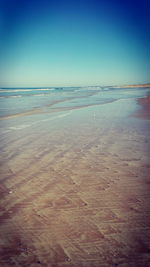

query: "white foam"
left=9, top=124, right=31, bottom=130
left=34, top=94, right=47, bottom=97
left=10, top=95, right=22, bottom=98
left=0, top=88, right=56, bottom=93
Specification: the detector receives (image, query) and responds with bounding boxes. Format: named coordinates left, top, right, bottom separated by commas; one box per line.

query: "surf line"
left=7, top=111, right=73, bottom=131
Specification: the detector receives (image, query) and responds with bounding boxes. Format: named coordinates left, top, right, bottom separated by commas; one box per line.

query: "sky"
left=0, top=0, right=150, bottom=87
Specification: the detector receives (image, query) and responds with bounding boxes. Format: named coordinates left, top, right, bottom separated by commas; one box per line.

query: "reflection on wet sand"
left=135, top=95, right=150, bottom=119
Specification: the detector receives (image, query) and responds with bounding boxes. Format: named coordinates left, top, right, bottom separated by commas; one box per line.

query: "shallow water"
left=0, top=86, right=150, bottom=118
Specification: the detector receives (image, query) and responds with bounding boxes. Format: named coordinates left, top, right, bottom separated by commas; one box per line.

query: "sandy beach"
left=0, top=87, right=150, bottom=266
left=134, top=95, right=150, bottom=120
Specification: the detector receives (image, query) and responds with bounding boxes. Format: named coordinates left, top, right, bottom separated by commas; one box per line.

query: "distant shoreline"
left=116, top=83, right=150, bottom=88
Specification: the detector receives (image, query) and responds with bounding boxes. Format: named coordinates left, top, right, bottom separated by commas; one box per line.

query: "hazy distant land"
left=116, top=83, right=150, bottom=88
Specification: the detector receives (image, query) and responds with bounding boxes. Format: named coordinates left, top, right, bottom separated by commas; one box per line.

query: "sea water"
left=0, top=86, right=150, bottom=118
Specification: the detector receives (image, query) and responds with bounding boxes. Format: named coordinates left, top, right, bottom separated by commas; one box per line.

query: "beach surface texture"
left=0, top=86, right=150, bottom=266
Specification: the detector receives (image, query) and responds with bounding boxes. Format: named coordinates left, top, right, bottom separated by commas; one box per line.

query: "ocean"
left=0, top=86, right=150, bottom=118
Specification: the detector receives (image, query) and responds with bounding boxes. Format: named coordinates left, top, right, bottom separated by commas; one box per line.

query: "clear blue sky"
left=0, top=0, right=150, bottom=87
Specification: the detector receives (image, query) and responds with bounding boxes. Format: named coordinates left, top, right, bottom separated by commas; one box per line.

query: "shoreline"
left=0, top=99, right=117, bottom=120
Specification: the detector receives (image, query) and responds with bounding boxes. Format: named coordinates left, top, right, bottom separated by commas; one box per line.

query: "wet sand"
left=135, top=95, right=150, bottom=120
left=0, top=96, right=150, bottom=266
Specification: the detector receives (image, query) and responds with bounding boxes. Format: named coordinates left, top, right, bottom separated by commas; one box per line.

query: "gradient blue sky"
left=0, top=0, right=150, bottom=87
